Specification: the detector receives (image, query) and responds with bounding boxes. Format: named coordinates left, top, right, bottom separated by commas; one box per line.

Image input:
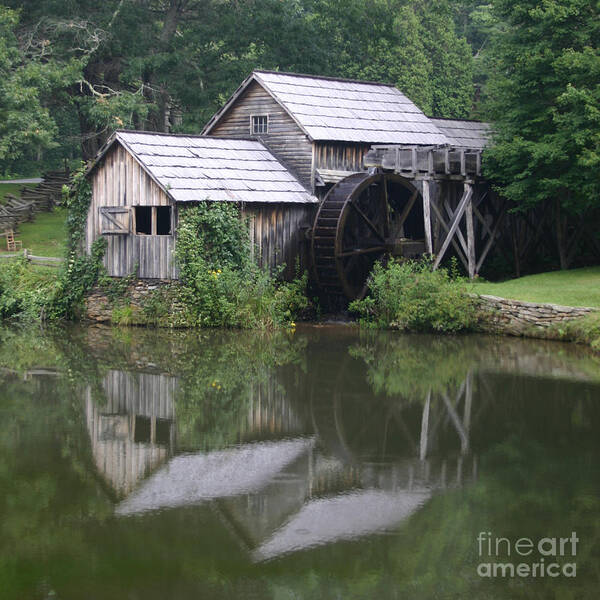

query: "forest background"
left=0, top=0, right=598, bottom=221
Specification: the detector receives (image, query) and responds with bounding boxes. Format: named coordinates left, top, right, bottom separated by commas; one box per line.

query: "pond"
left=0, top=325, right=599, bottom=599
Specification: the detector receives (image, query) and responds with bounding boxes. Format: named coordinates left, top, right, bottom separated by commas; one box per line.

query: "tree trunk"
left=145, top=0, right=188, bottom=132
left=510, top=214, right=520, bottom=278
left=555, top=199, right=569, bottom=270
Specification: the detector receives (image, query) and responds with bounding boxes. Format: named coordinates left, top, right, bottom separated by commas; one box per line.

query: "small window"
left=156, top=206, right=172, bottom=235
left=135, top=206, right=152, bottom=235
left=251, top=115, right=268, bottom=134
left=134, top=206, right=172, bottom=236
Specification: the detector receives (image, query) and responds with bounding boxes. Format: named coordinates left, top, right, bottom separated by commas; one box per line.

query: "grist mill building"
left=86, top=70, right=491, bottom=300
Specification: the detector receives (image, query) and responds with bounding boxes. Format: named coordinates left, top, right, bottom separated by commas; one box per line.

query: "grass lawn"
left=470, top=267, right=600, bottom=308
left=0, top=209, right=67, bottom=257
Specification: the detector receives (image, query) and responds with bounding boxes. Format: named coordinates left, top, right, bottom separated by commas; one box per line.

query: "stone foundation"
left=84, top=279, right=597, bottom=335
left=475, top=294, right=597, bottom=337
left=85, top=278, right=181, bottom=323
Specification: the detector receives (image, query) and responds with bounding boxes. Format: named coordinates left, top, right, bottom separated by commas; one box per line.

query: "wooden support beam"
left=396, top=189, right=419, bottom=233
left=430, top=196, right=469, bottom=271
left=433, top=182, right=473, bottom=270
left=444, top=198, right=469, bottom=256
left=349, top=201, right=385, bottom=242
left=422, top=180, right=433, bottom=253
left=466, top=191, right=476, bottom=278
left=472, top=202, right=493, bottom=239
left=381, top=175, right=390, bottom=238
left=476, top=202, right=507, bottom=272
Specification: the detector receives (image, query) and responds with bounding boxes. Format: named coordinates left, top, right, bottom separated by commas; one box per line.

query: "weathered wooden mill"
left=86, top=70, right=497, bottom=302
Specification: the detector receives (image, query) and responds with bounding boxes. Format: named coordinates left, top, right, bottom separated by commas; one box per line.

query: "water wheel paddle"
left=311, top=172, right=425, bottom=301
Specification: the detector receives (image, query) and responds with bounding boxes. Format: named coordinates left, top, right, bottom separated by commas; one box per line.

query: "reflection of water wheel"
left=312, top=172, right=425, bottom=301
left=307, top=339, right=418, bottom=461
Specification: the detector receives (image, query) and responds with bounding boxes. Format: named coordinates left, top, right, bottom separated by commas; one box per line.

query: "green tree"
left=0, top=7, right=58, bottom=174
left=483, top=0, right=600, bottom=259
left=312, top=0, right=473, bottom=116
left=417, top=0, right=474, bottom=117
left=4, top=0, right=478, bottom=169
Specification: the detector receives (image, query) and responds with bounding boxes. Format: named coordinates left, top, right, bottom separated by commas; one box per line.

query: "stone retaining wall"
left=85, top=278, right=180, bottom=323
left=475, top=294, right=597, bottom=336
left=85, top=280, right=597, bottom=335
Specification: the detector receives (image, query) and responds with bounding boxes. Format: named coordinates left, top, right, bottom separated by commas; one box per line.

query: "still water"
left=0, top=325, right=599, bottom=599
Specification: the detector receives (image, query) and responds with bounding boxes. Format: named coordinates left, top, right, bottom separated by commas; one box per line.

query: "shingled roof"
left=430, top=118, right=491, bottom=150
left=93, top=131, right=317, bottom=204
left=203, top=70, right=450, bottom=146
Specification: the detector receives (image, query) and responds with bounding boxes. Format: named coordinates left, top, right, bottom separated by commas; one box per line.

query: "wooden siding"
left=314, top=141, right=370, bottom=172
left=210, top=81, right=314, bottom=190
left=87, top=143, right=178, bottom=279
left=241, top=203, right=315, bottom=279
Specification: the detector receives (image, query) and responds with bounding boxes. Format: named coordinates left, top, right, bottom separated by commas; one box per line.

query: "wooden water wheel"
left=311, top=172, right=425, bottom=301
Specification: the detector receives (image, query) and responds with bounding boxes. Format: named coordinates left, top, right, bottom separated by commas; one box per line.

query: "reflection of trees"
left=349, top=332, right=477, bottom=399
left=0, top=374, right=113, bottom=600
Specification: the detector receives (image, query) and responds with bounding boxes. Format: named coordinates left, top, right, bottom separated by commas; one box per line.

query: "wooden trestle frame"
left=364, top=144, right=506, bottom=278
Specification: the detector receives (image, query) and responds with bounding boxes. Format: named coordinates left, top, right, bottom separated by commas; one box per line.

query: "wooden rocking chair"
left=5, top=229, right=22, bottom=252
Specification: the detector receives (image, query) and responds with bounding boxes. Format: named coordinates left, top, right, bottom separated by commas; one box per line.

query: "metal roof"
left=104, top=131, right=317, bottom=204
left=203, top=70, right=450, bottom=146
left=430, top=118, right=491, bottom=150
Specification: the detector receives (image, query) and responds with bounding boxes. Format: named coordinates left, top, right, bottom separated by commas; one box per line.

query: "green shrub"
left=349, top=258, right=477, bottom=333
left=174, top=203, right=312, bottom=329
left=112, top=304, right=136, bottom=326
left=551, top=312, right=600, bottom=352
left=0, top=258, right=58, bottom=321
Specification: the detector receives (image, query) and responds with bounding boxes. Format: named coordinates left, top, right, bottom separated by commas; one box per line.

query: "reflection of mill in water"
left=85, top=370, right=177, bottom=496
left=85, top=358, right=479, bottom=560
left=308, top=349, right=478, bottom=494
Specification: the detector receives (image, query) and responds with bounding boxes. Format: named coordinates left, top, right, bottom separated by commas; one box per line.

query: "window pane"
left=135, top=206, right=152, bottom=235
left=156, top=206, right=172, bottom=235
left=252, top=115, right=268, bottom=134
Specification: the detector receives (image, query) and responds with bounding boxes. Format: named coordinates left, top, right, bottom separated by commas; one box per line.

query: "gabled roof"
left=91, top=131, right=318, bottom=204
left=203, top=70, right=450, bottom=146
left=430, top=118, right=491, bottom=150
